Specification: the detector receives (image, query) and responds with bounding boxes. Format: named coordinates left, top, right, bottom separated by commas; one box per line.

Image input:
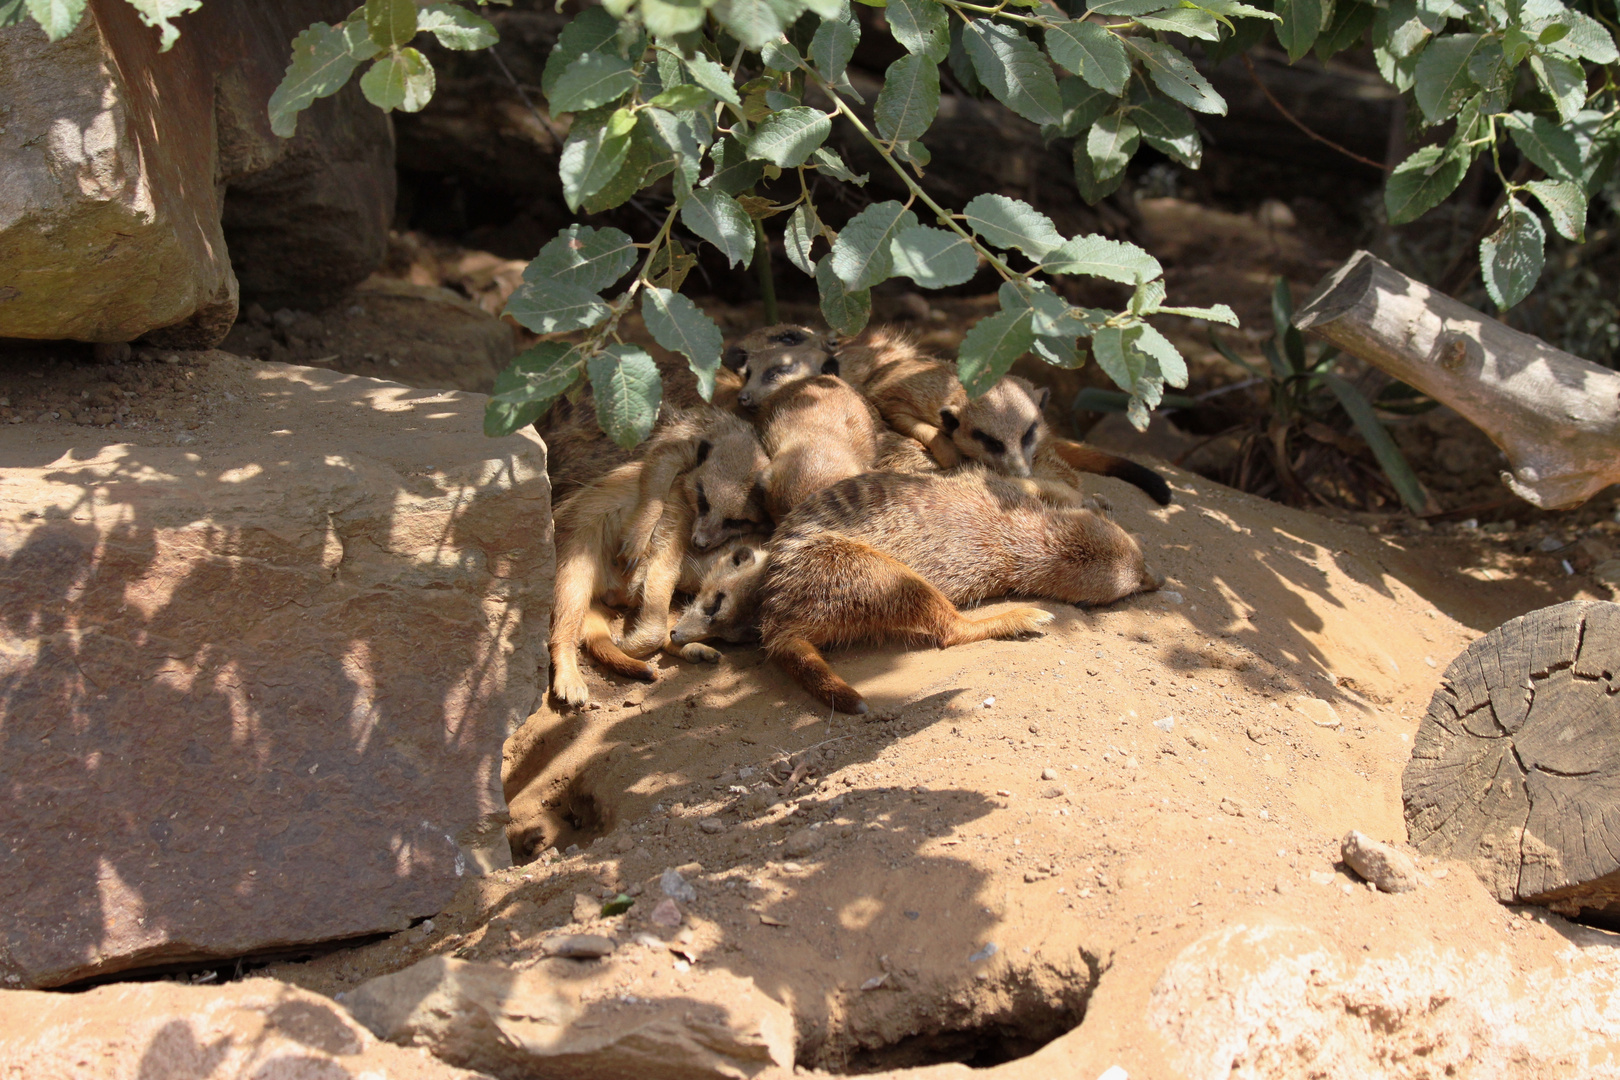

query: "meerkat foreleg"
left=621, top=440, right=698, bottom=565
left=582, top=603, right=658, bottom=682
left=619, top=521, right=690, bottom=657
left=889, top=412, right=960, bottom=468
left=550, top=544, right=604, bottom=706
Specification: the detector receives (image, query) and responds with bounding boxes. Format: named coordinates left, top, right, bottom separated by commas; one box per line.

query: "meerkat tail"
left=583, top=604, right=658, bottom=682
left=768, top=634, right=869, bottom=715
left=1047, top=438, right=1172, bottom=505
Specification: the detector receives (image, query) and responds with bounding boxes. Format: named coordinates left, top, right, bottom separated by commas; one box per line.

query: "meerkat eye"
left=704, top=592, right=727, bottom=617
left=974, top=431, right=1007, bottom=455
left=721, top=517, right=753, bottom=531
left=696, top=483, right=710, bottom=516
left=770, top=330, right=806, bottom=345
left=1022, top=423, right=1038, bottom=449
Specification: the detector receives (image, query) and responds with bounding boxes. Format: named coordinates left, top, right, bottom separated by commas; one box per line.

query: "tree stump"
left=1404, top=600, right=1620, bottom=919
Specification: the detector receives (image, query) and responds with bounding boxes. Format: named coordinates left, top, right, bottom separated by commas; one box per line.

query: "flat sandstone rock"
left=0, top=356, right=552, bottom=987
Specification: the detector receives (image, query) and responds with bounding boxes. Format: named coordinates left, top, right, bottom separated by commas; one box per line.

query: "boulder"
left=345, top=955, right=795, bottom=1079
left=0, top=1, right=393, bottom=346
left=0, top=977, right=483, bottom=1080
left=0, top=354, right=553, bottom=988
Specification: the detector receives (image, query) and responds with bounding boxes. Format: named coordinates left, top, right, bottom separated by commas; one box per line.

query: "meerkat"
left=753, top=374, right=882, bottom=521
left=619, top=407, right=771, bottom=563
left=836, top=327, right=1173, bottom=505
left=549, top=440, right=768, bottom=706
left=727, top=324, right=838, bottom=409
left=757, top=467, right=1161, bottom=714
left=668, top=539, right=771, bottom=649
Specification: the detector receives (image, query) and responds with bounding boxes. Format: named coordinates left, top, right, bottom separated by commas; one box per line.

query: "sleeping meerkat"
left=620, top=408, right=771, bottom=563
left=550, top=446, right=768, bottom=707
left=753, top=374, right=882, bottom=521
left=727, top=324, right=838, bottom=409
left=837, top=327, right=1173, bottom=505
left=668, top=539, right=770, bottom=649
left=758, top=467, right=1161, bottom=714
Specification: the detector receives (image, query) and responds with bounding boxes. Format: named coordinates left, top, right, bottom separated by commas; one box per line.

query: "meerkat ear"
left=722, top=345, right=748, bottom=371
left=938, top=407, right=961, bottom=434
left=747, top=475, right=770, bottom=516
left=694, top=439, right=712, bottom=466
left=820, top=355, right=841, bottom=377
left=1037, top=386, right=1051, bottom=411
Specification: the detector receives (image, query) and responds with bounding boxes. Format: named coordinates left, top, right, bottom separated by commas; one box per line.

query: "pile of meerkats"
left=546, top=324, right=1170, bottom=715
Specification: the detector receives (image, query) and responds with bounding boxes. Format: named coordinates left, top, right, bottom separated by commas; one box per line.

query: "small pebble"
left=1041, top=767, right=1059, bottom=781
left=1153, top=716, right=1174, bottom=733
left=540, top=934, right=616, bottom=959
left=968, top=942, right=999, bottom=963
left=699, top=817, right=725, bottom=834
left=660, top=868, right=697, bottom=902
left=982, top=696, right=996, bottom=708
left=650, top=898, right=683, bottom=928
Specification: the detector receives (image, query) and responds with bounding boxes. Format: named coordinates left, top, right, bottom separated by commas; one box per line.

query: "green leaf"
left=1091, top=325, right=1145, bottom=394
left=526, top=225, right=637, bottom=291
left=1320, top=372, right=1432, bottom=514
left=1135, top=324, right=1188, bottom=387
left=542, top=9, right=620, bottom=97
left=1383, top=144, right=1466, bottom=225
left=875, top=53, right=941, bottom=143
left=713, top=0, right=800, bottom=48
left=1049, top=77, right=1114, bottom=139
left=1044, top=20, right=1128, bottom=95
left=1134, top=99, right=1200, bottom=168
left=961, top=18, right=1063, bottom=126
left=1315, top=0, right=1374, bottom=61
left=549, top=52, right=638, bottom=113
left=1042, top=234, right=1163, bottom=284
left=1413, top=33, right=1484, bottom=123
left=810, top=146, right=867, bottom=184
left=1480, top=199, right=1545, bottom=310
left=811, top=9, right=861, bottom=80
left=1087, top=0, right=1172, bottom=14
left=748, top=107, right=833, bottom=166
left=888, top=0, right=950, bottom=60
left=582, top=138, right=666, bottom=214
left=1125, top=39, right=1226, bottom=115
left=560, top=108, right=636, bottom=211
left=1537, top=9, right=1619, bottom=64
left=416, top=3, right=498, bottom=49
left=1529, top=51, right=1587, bottom=123
left=123, top=0, right=200, bottom=50
left=643, top=288, right=723, bottom=402
left=706, top=134, right=767, bottom=193
left=601, top=893, right=635, bottom=916
left=269, top=22, right=363, bottom=137
left=1275, top=0, right=1323, bottom=60
left=890, top=224, right=979, bottom=287
left=1159, top=302, right=1239, bottom=325
left=683, top=52, right=744, bottom=104
left=25, top=0, right=86, bottom=38
left=1503, top=111, right=1582, bottom=180
left=504, top=278, right=612, bottom=334
left=816, top=256, right=872, bottom=335
left=1138, top=7, right=1222, bottom=40
left=762, top=39, right=802, bottom=70
left=961, top=194, right=1064, bottom=259
left=683, top=188, right=756, bottom=267
left=590, top=345, right=664, bottom=450
left=649, top=84, right=712, bottom=109
left=1524, top=178, right=1585, bottom=242
left=485, top=343, right=586, bottom=437
left=785, top=203, right=821, bottom=275
left=958, top=307, right=1037, bottom=397
left=1072, top=136, right=1125, bottom=204
left=998, top=280, right=1075, bottom=337
left=643, top=0, right=708, bottom=37
left=360, top=48, right=436, bottom=112
left=830, top=201, right=918, bottom=289
left=0, top=0, right=27, bottom=25
left=1087, top=113, right=1140, bottom=180
left=645, top=106, right=707, bottom=186
left=365, top=0, right=417, bottom=48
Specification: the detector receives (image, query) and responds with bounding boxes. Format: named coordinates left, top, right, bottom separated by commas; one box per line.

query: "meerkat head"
left=937, top=375, right=1050, bottom=478
left=670, top=539, right=769, bottom=645
left=730, top=325, right=838, bottom=409
left=686, top=415, right=772, bottom=550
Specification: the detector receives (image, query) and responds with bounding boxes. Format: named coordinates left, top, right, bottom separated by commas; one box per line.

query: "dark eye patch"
left=721, top=517, right=755, bottom=530
left=1022, top=423, right=1038, bottom=448
left=973, top=431, right=1007, bottom=455
left=696, top=483, right=710, bottom=517
left=703, top=592, right=727, bottom=617
left=769, top=329, right=806, bottom=345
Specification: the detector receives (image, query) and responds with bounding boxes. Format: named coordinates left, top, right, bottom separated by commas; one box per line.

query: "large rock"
left=0, top=354, right=552, bottom=988
left=0, top=1, right=393, bottom=345
left=0, top=977, right=484, bottom=1080
left=346, top=955, right=795, bottom=1079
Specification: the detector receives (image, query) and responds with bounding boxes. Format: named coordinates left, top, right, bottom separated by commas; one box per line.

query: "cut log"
left=1403, top=600, right=1620, bottom=919
left=1294, top=250, right=1620, bottom=509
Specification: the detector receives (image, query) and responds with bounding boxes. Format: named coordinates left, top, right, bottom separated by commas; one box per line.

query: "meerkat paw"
left=1017, top=607, right=1056, bottom=633
left=619, top=625, right=669, bottom=658
left=679, top=642, right=722, bottom=663
left=551, top=671, right=592, bottom=708
left=1083, top=493, right=1113, bottom=514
